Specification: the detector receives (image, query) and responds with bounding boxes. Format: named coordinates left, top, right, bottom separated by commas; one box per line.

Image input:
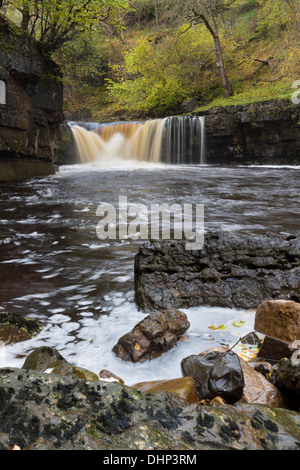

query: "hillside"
left=55, top=0, right=300, bottom=122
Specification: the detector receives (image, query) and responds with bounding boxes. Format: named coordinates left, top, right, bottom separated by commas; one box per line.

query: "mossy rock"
left=0, top=311, right=43, bottom=345
left=51, top=363, right=99, bottom=381
left=22, top=346, right=68, bottom=372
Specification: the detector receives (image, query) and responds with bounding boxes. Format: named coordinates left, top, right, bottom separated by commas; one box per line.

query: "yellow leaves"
left=208, top=324, right=227, bottom=331
left=134, top=342, right=141, bottom=351
left=208, top=320, right=246, bottom=331
left=232, top=320, right=246, bottom=328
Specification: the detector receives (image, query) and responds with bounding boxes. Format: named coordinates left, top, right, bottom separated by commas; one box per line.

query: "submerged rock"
left=134, top=231, right=300, bottom=311
left=112, top=309, right=190, bottom=363
left=1, top=367, right=300, bottom=450
left=0, top=311, right=43, bottom=345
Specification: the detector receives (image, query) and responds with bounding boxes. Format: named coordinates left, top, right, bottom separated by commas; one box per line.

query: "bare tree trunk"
left=199, top=13, right=232, bottom=98
left=213, top=31, right=232, bottom=98
left=154, top=0, right=159, bottom=28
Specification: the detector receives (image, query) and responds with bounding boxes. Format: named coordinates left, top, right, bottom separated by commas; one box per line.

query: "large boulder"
left=255, top=300, right=300, bottom=343
left=112, top=309, right=190, bottom=363
left=1, top=367, right=300, bottom=450
left=134, top=231, right=300, bottom=311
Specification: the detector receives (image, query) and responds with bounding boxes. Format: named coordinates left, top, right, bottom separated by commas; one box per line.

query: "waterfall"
left=70, top=116, right=206, bottom=165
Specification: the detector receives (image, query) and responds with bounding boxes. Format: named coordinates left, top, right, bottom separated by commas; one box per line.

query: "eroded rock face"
left=134, top=231, right=300, bottom=311
left=0, top=17, right=64, bottom=181
left=200, top=99, right=300, bottom=165
left=1, top=367, right=300, bottom=450
left=112, top=309, right=190, bottom=363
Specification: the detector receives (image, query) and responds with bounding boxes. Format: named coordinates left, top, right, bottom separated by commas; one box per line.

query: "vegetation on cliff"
left=1, top=0, right=299, bottom=120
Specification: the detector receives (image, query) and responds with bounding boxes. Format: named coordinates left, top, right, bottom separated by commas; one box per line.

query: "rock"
left=181, top=348, right=245, bottom=404
left=247, top=360, right=274, bottom=381
left=0, top=312, right=43, bottom=345
left=99, top=369, right=124, bottom=384
left=22, top=346, right=68, bottom=372
left=0, top=17, right=63, bottom=182
left=180, top=98, right=199, bottom=113
left=131, top=377, right=198, bottom=404
left=200, top=99, right=300, bottom=165
left=134, top=231, right=300, bottom=311
left=239, top=358, right=287, bottom=408
left=51, top=364, right=99, bottom=381
left=256, top=334, right=299, bottom=363
left=274, top=349, right=300, bottom=398
left=1, top=367, right=300, bottom=450
left=112, top=310, right=190, bottom=363
left=255, top=300, right=300, bottom=343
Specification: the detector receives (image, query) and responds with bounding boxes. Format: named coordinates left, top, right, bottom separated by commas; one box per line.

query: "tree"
left=1, top=0, right=129, bottom=54
left=161, top=0, right=233, bottom=98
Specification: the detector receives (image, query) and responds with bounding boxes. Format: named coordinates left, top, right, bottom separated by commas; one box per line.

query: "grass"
left=196, top=80, right=294, bottom=112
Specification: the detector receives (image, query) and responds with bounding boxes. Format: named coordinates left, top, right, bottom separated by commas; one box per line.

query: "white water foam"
left=0, top=290, right=255, bottom=385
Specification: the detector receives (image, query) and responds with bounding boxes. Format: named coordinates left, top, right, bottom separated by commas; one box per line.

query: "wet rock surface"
left=0, top=312, right=43, bottom=345
left=1, top=367, right=300, bottom=450
left=199, top=98, right=300, bottom=165
left=181, top=349, right=245, bottom=404
left=134, top=231, right=300, bottom=311
left=112, top=309, right=190, bottom=363
left=0, top=17, right=64, bottom=181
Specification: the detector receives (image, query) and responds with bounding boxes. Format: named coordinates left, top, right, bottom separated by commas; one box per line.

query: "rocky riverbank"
left=1, top=297, right=300, bottom=450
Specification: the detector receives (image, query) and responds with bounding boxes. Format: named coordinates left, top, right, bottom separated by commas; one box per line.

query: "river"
left=0, top=162, right=299, bottom=384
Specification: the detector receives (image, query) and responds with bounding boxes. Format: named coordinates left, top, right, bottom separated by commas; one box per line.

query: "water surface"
left=0, top=163, right=299, bottom=383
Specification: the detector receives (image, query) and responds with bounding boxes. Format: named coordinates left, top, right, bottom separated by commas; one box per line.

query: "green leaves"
left=2, top=0, right=130, bottom=53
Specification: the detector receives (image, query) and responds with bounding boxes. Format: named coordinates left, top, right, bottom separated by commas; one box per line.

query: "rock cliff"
left=0, top=17, right=64, bottom=181
left=200, top=99, right=300, bottom=165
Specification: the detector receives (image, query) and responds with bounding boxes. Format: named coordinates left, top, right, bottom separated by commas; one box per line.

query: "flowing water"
left=0, top=119, right=299, bottom=385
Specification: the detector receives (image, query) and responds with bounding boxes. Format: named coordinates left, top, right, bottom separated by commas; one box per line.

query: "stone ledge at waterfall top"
left=197, top=98, right=300, bottom=165
left=134, top=231, right=300, bottom=312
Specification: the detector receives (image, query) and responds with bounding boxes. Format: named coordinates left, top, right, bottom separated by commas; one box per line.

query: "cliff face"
left=0, top=17, right=64, bottom=181
left=200, top=99, right=300, bottom=165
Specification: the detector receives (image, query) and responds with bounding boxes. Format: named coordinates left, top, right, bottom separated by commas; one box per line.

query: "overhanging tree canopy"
left=0, top=0, right=129, bottom=54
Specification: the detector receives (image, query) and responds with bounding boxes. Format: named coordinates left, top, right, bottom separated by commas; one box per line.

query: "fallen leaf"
left=134, top=343, right=141, bottom=351
left=208, top=324, right=227, bottom=331
left=179, top=335, right=190, bottom=342
left=232, top=320, right=246, bottom=328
